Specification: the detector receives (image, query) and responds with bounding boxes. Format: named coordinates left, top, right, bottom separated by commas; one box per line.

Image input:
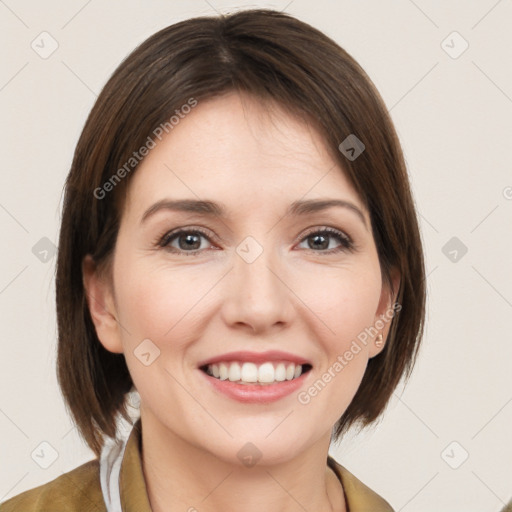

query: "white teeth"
left=219, top=363, right=229, bottom=381
left=204, top=361, right=306, bottom=384
left=228, top=362, right=241, bottom=382
left=258, top=362, right=275, bottom=383
left=240, top=362, right=258, bottom=383
left=275, top=363, right=286, bottom=381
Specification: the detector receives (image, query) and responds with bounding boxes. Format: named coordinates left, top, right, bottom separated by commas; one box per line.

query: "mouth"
left=197, top=350, right=313, bottom=403
left=199, top=361, right=313, bottom=385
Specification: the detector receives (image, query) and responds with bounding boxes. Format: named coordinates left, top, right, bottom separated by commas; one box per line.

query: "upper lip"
left=197, top=350, right=312, bottom=368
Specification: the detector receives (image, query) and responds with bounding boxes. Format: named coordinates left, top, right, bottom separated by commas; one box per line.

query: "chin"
left=208, top=422, right=318, bottom=467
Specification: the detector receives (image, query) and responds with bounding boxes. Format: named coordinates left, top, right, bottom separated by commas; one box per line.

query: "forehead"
left=124, top=91, right=364, bottom=216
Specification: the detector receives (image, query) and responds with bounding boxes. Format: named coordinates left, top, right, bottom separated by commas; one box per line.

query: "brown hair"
left=56, top=8, right=426, bottom=457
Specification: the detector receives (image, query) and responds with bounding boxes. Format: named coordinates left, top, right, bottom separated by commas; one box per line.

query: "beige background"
left=1, top=1, right=511, bottom=510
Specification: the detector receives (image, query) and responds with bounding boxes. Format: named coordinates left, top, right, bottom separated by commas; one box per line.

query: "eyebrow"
left=141, top=198, right=368, bottom=229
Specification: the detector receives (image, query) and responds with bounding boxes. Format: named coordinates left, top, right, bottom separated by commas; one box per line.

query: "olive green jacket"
left=1, top=419, right=394, bottom=511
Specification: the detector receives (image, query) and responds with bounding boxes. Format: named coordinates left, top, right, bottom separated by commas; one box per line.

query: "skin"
left=84, top=91, right=399, bottom=512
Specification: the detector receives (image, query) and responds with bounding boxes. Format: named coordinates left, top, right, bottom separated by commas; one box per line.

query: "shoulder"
left=0, top=458, right=106, bottom=512
left=328, top=456, right=395, bottom=512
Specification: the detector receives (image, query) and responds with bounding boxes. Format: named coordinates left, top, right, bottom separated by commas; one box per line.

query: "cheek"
left=304, top=265, right=382, bottom=348
left=113, top=256, right=213, bottom=348
left=298, top=276, right=380, bottom=421
left=112, top=260, right=204, bottom=397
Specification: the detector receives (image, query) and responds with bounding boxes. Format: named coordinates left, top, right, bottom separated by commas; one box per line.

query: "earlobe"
left=82, top=255, right=124, bottom=354
left=369, top=267, right=401, bottom=357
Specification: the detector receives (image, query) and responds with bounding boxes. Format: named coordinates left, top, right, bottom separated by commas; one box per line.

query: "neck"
left=139, top=414, right=346, bottom=512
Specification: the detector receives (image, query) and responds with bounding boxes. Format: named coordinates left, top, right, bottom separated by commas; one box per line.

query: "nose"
left=220, top=243, right=294, bottom=334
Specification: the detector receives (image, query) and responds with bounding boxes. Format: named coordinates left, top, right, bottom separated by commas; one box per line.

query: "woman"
left=1, top=8, right=425, bottom=512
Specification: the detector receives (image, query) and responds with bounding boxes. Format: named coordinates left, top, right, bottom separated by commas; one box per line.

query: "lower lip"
left=200, top=369, right=310, bottom=403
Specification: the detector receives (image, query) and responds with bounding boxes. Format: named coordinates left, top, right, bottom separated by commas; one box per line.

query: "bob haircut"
left=56, top=8, right=426, bottom=457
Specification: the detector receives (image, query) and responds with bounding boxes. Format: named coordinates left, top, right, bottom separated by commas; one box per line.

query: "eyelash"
left=156, top=226, right=355, bottom=257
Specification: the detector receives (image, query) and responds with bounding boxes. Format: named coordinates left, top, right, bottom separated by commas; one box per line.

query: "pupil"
left=310, top=234, right=328, bottom=250
left=180, top=234, right=200, bottom=250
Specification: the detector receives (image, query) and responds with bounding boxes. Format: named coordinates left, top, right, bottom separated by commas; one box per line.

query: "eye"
left=157, top=226, right=354, bottom=256
left=159, top=228, right=214, bottom=256
left=296, top=227, right=354, bottom=254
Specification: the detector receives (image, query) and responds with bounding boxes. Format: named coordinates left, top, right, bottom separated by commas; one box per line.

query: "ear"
left=368, top=266, right=401, bottom=358
left=82, top=254, right=123, bottom=354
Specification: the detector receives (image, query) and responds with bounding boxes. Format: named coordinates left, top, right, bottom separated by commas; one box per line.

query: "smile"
left=201, top=361, right=313, bottom=385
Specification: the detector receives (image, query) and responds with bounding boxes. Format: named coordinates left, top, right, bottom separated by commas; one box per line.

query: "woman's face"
left=87, top=91, right=398, bottom=465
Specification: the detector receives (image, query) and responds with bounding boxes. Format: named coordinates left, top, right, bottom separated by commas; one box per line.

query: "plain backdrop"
left=1, top=1, right=511, bottom=511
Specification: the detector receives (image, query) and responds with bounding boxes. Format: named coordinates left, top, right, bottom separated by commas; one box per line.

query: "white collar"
left=99, top=392, right=141, bottom=512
